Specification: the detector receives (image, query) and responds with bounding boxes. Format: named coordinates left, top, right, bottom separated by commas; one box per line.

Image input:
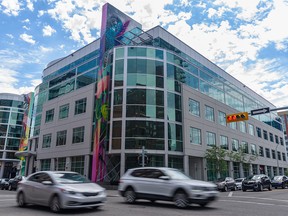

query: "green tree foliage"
left=204, top=146, right=228, bottom=178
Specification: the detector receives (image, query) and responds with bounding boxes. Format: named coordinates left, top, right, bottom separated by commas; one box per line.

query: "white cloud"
left=6, top=34, right=14, bottom=39
left=38, top=10, right=45, bottom=17
left=43, top=25, right=56, bottom=36
left=23, top=25, right=30, bottom=30
left=1, top=0, right=21, bottom=16
left=22, top=18, right=30, bottom=23
left=39, top=46, right=53, bottom=52
left=20, top=33, right=36, bottom=44
left=26, top=0, right=34, bottom=11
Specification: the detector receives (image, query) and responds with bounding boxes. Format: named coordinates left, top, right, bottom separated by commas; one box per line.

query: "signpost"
left=250, top=107, right=270, bottom=116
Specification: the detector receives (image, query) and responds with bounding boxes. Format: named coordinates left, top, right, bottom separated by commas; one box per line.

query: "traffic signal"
left=226, top=112, right=249, bottom=123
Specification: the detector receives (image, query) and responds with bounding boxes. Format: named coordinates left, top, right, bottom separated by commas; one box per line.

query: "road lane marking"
left=220, top=199, right=288, bottom=208
left=228, top=192, right=233, bottom=197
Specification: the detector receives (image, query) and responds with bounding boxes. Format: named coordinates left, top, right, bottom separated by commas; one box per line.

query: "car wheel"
left=124, top=188, right=136, bottom=204
left=258, top=184, right=263, bottom=192
left=8, top=185, right=12, bottom=191
left=173, top=191, right=189, bottom=208
left=223, top=186, right=228, bottom=192
left=282, top=183, right=285, bottom=189
left=17, top=192, right=26, bottom=207
left=269, top=184, right=272, bottom=191
left=242, top=187, right=246, bottom=192
left=199, top=202, right=208, bottom=207
left=50, top=196, right=61, bottom=213
left=232, top=185, right=236, bottom=191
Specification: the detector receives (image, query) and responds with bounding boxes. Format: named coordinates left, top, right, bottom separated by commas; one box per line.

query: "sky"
left=0, top=0, right=288, bottom=108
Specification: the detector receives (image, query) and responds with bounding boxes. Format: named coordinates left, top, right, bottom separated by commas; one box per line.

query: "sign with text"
left=250, top=107, right=270, bottom=116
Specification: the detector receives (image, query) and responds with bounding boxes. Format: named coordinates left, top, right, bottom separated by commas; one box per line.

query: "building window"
left=45, top=109, right=54, bottom=123
left=248, top=124, right=254, bottom=136
left=280, top=137, right=284, bottom=146
left=71, top=155, right=85, bottom=175
left=282, top=153, right=286, bottom=161
left=220, top=135, right=228, bottom=150
left=218, top=111, right=226, bottom=126
left=272, top=150, right=276, bottom=159
left=56, top=157, right=66, bottom=171
left=41, top=159, right=51, bottom=171
left=263, top=130, right=268, bottom=140
left=206, top=131, right=216, bottom=147
left=190, top=127, right=201, bottom=145
left=256, top=127, right=262, bottom=138
left=265, top=148, right=270, bottom=158
left=275, top=135, right=279, bottom=144
left=56, top=130, right=67, bottom=146
left=239, top=122, right=246, bottom=133
left=278, top=151, right=281, bottom=160
left=59, top=104, right=69, bottom=119
left=230, top=122, right=237, bottom=130
left=269, top=133, right=274, bottom=142
left=232, top=139, right=239, bottom=151
left=241, top=141, right=248, bottom=153
left=251, top=144, right=257, bottom=155
left=188, top=99, right=200, bottom=117
left=42, top=134, right=52, bottom=148
left=259, top=146, right=264, bottom=157
left=72, top=126, right=85, bottom=143
left=205, top=105, right=214, bottom=122
left=75, top=98, right=87, bottom=115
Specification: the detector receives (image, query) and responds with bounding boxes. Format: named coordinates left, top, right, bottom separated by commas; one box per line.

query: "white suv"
left=118, top=167, right=218, bottom=208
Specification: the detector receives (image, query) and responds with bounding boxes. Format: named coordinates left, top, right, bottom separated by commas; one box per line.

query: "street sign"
left=250, top=107, right=270, bottom=116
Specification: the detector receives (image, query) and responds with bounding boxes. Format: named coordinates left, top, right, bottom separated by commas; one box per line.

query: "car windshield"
left=272, top=176, right=282, bottom=180
left=51, top=173, right=90, bottom=184
left=164, top=169, right=191, bottom=180
left=217, top=178, right=225, bottom=182
left=247, top=175, right=262, bottom=180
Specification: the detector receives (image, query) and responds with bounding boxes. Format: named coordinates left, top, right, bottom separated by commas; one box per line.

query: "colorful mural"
left=18, top=92, right=34, bottom=175
left=92, top=3, right=141, bottom=182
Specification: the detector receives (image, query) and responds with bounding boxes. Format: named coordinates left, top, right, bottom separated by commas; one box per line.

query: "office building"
left=27, top=3, right=287, bottom=182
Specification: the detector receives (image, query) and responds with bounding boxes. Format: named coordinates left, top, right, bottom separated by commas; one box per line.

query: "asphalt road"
left=1, top=189, right=288, bottom=216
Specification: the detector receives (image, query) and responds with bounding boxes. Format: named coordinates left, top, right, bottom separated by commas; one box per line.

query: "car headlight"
left=60, top=188, right=78, bottom=195
left=191, top=186, right=204, bottom=191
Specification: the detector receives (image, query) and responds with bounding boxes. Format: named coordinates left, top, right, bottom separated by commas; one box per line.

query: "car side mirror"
left=159, top=176, right=170, bottom=180
left=42, top=181, right=53, bottom=185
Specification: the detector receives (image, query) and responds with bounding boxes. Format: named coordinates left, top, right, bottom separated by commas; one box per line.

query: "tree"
left=204, top=146, right=228, bottom=179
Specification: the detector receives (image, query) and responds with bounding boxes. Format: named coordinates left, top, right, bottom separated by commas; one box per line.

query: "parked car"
left=118, top=167, right=218, bottom=208
left=271, top=175, right=288, bottom=189
left=235, top=178, right=245, bottom=190
left=16, top=171, right=107, bottom=213
left=8, top=176, right=25, bottom=191
left=242, top=174, right=272, bottom=191
left=215, top=177, right=237, bottom=192
left=0, top=178, right=9, bottom=190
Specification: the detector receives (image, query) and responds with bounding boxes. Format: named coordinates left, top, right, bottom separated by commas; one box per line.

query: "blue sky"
left=0, top=0, right=288, bottom=107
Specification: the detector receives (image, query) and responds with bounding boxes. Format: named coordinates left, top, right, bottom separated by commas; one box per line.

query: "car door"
left=33, top=173, right=54, bottom=205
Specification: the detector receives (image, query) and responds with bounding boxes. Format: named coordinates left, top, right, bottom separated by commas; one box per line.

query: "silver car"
left=118, top=167, right=218, bottom=208
left=16, top=171, right=107, bottom=213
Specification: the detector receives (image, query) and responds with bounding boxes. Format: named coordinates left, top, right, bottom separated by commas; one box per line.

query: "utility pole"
left=142, top=146, right=145, bottom=167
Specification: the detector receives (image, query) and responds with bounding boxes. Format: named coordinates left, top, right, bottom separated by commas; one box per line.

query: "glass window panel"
left=218, top=111, right=226, bottom=126
left=220, top=135, right=228, bottom=150
left=251, top=144, right=257, bottom=155
left=0, top=111, right=10, bottom=123
left=126, top=105, right=164, bottom=119
left=239, top=122, right=246, bottom=133
left=114, top=89, right=123, bottom=105
left=190, top=127, right=201, bottom=145
left=115, top=47, right=124, bottom=59
left=9, top=113, right=23, bottom=125
left=71, top=156, right=85, bottom=175
left=45, top=109, right=54, bottom=123
left=205, top=105, right=214, bottom=122
left=8, top=125, right=22, bottom=138
left=189, top=99, right=200, bottom=117
left=241, top=141, right=248, bottom=153
left=72, top=126, right=85, bottom=143
left=77, top=59, right=97, bottom=75
left=248, top=124, right=254, bottom=136
left=76, top=69, right=97, bottom=89
left=6, top=138, right=20, bottom=150
left=126, top=120, right=164, bottom=138
left=42, top=134, right=52, bottom=148
left=232, top=139, right=239, bottom=151
left=125, top=138, right=164, bottom=150
left=74, top=98, right=87, bottom=115
left=59, top=104, right=69, bottom=119
left=206, top=132, right=216, bottom=147
left=112, top=121, right=122, bottom=137
left=126, top=89, right=164, bottom=106
left=56, top=130, right=67, bottom=146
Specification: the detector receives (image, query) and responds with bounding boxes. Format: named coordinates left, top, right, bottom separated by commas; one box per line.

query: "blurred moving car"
left=8, top=176, right=25, bottom=191
left=16, top=171, right=107, bottom=213
left=271, top=175, right=288, bottom=189
left=0, top=178, right=9, bottom=190
left=215, top=177, right=237, bottom=192
left=235, top=178, right=245, bottom=190
left=242, top=174, right=272, bottom=192
left=118, top=167, right=218, bottom=208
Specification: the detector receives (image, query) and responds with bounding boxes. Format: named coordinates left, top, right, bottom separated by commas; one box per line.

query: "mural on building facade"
left=18, top=92, right=34, bottom=175
left=92, top=3, right=141, bottom=181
